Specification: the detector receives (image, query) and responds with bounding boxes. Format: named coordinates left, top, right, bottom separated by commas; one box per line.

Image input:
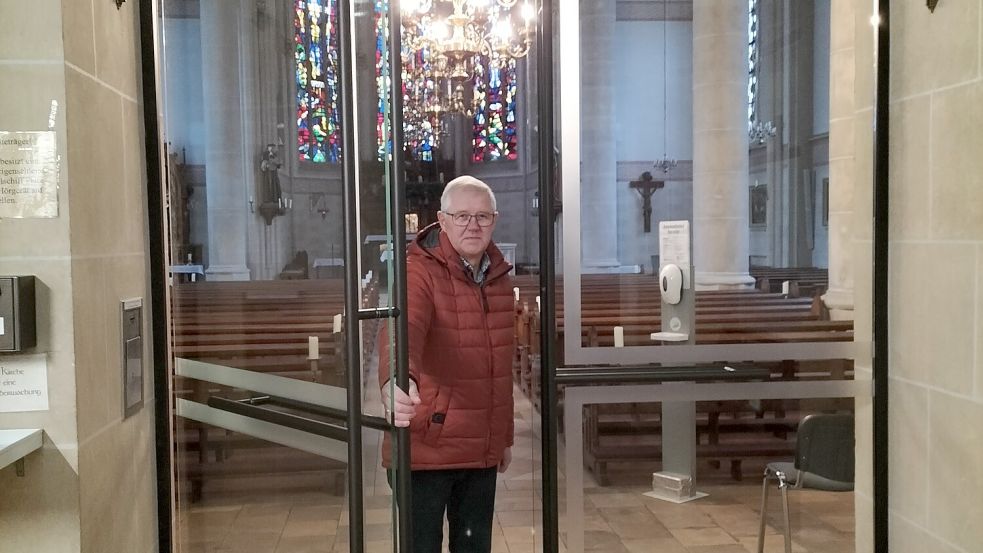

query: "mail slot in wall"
left=0, top=276, right=37, bottom=353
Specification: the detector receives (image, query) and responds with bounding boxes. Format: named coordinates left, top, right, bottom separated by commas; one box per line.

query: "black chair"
left=757, top=413, right=854, bottom=553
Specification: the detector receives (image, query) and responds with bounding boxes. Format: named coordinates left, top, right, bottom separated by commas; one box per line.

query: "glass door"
left=153, top=0, right=552, bottom=551
left=154, top=0, right=408, bottom=551
left=548, top=1, right=874, bottom=553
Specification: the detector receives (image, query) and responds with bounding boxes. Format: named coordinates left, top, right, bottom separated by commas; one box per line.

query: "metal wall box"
left=121, top=298, right=144, bottom=418
left=0, top=276, right=37, bottom=353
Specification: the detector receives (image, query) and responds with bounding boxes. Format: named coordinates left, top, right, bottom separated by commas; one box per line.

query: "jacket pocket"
left=422, top=385, right=452, bottom=447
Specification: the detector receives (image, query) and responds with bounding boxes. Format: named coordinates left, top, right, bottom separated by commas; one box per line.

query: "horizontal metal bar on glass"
left=207, top=396, right=349, bottom=442
left=175, top=357, right=347, bottom=411
left=176, top=398, right=348, bottom=462
left=561, top=378, right=871, bottom=553
left=562, top=341, right=870, bottom=366
left=555, top=364, right=770, bottom=384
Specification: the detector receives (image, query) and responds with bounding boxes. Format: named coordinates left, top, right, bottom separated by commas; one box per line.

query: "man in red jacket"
left=378, top=175, right=515, bottom=553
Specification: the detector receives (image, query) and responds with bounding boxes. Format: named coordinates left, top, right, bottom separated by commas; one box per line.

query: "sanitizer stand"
left=645, top=221, right=708, bottom=503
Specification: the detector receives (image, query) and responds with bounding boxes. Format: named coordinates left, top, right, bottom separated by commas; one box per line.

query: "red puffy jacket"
left=378, top=223, right=515, bottom=470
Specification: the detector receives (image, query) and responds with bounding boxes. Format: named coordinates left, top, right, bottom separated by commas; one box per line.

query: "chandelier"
left=400, top=0, right=535, bottom=124
left=748, top=119, right=777, bottom=145
left=654, top=0, right=676, bottom=175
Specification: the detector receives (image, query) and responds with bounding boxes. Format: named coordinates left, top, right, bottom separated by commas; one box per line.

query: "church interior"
left=1, top=1, right=982, bottom=553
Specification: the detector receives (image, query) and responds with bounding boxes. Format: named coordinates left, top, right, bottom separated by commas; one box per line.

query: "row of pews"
left=510, top=272, right=854, bottom=485
left=171, top=278, right=379, bottom=500
left=168, top=268, right=848, bottom=494
left=750, top=265, right=829, bottom=298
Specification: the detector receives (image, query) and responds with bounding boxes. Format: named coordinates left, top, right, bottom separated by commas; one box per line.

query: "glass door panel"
left=158, top=0, right=550, bottom=550
left=157, top=0, right=403, bottom=551
left=552, top=1, right=872, bottom=553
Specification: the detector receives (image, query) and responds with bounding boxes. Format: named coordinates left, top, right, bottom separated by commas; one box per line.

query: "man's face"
left=437, top=188, right=497, bottom=262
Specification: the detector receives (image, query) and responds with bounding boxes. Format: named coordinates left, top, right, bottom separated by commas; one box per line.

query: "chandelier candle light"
left=400, top=0, right=535, bottom=121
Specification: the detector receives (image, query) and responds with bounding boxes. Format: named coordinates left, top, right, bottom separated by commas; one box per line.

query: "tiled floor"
left=176, top=375, right=855, bottom=553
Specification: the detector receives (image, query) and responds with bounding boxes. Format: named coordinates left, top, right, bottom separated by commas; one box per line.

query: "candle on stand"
left=333, top=313, right=343, bottom=333
left=536, top=295, right=541, bottom=312
left=613, top=326, right=625, bottom=348
left=308, top=336, right=319, bottom=360
left=513, top=287, right=520, bottom=302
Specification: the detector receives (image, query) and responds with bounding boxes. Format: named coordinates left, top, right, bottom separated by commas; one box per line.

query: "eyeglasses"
left=442, top=211, right=497, bottom=228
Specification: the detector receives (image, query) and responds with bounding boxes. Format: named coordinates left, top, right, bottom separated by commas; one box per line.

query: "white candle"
left=308, top=336, right=319, bottom=360
left=613, top=326, right=625, bottom=348
left=333, top=313, right=343, bottom=333
left=513, top=287, right=520, bottom=302
left=535, top=295, right=541, bottom=312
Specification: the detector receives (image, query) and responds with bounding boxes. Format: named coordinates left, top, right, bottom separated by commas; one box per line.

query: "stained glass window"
left=375, top=0, right=391, bottom=160
left=472, top=53, right=518, bottom=163
left=748, top=0, right=759, bottom=132
left=295, top=0, right=341, bottom=164
left=401, top=43, right=440, bottom=163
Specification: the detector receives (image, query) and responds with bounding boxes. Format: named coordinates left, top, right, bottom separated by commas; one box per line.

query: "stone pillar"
left=822, top=0, right=855, bottom=319
left=691, top=1, right=755, bottom=288
left=579, top=0, right=619, bottom=271
left=201, top=0, right=251, bottom=281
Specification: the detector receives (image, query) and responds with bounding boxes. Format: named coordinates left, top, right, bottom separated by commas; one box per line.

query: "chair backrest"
left=794, top=413, right=855, bottom=483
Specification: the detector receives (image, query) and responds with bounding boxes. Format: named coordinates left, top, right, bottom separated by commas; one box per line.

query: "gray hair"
left=440, top=175, right=497, bottom=212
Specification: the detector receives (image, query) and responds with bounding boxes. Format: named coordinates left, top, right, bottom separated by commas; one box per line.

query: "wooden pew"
left=509, top=273, right=855, bottom=484
left=170, top=277, right=379, bottom=501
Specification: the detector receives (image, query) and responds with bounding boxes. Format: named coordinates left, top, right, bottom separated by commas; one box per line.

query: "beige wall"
left=884, top=2, right=983, bottom=553
left=0, top=0, right=158, bottom=551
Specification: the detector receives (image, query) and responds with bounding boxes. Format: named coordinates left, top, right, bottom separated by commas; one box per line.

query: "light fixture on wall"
left=310, top=192, right=329, bottom=220
left=400, top=0, right=535, bottom=120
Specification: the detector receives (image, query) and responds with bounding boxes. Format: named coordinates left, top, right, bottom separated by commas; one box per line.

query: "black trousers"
left=399, top=467, right=499, bottom=553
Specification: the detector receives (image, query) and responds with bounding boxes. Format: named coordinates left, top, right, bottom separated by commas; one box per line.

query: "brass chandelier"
left=400, top=0, right=535, bottom=121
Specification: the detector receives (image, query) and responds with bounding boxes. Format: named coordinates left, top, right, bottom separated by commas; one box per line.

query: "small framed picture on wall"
left=749, top=183, right=767, bottom=228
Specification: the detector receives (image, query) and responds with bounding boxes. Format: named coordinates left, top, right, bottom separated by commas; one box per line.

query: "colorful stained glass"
left=295, top=0, right=341, bottom=164
left=401, top=42, right=439, bottom=162
left=473, top=54, right=518, bottom=162
left=375, top=0, right=391, bottom=160
left=373, top=6, right=521, bottom=163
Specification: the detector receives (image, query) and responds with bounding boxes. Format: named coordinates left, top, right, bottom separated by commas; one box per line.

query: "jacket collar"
left=411, top=222, right=512, bottom=284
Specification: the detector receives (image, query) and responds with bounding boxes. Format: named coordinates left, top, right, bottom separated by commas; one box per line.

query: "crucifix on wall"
left=629, top=171, right=665, bottom=233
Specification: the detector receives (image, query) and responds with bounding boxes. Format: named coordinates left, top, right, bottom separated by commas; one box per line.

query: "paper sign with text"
left=0, top=354, right=50, bottom=412
left=0, top=131, right=59, bottom=218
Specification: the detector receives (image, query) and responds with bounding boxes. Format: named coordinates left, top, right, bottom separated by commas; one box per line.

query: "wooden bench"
left=170, top=277, right=378, bottom=502
left=510, top=273, right=855, bottom=484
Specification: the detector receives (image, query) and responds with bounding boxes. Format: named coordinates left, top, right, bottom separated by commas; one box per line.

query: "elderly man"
left=378, top=175, right=515, bottom=553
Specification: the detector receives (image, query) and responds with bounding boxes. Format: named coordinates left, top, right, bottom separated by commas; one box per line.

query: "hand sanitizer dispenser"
left=659, top=264, right=683, bottom=305
left=651, top=222, right=694, bottom=344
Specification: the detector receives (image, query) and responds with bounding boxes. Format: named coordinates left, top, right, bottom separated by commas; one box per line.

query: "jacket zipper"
left=478, top=281, right=494, bottom=463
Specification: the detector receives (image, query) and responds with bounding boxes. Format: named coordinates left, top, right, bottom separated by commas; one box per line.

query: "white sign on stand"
left=658, top=220, right=691, bottom=287
left=0, top=354, right=49, bottom=412
left=0, top=131, right=59, bottom=218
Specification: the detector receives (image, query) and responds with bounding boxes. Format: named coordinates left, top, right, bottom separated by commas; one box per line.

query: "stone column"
left=822, top=0, right=855, bottom=319
left=691, top=1, right=755, bottom=288
left=579, top=0, right=619, bottom=271
left=201, top=0, right=251, bottom=281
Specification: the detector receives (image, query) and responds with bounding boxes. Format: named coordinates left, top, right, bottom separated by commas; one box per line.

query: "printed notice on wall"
left=0, top=354, right=49, bottom=412
left=659, top=220, right=690, bottom=266
left=0, top=131, right=59, bottom=218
